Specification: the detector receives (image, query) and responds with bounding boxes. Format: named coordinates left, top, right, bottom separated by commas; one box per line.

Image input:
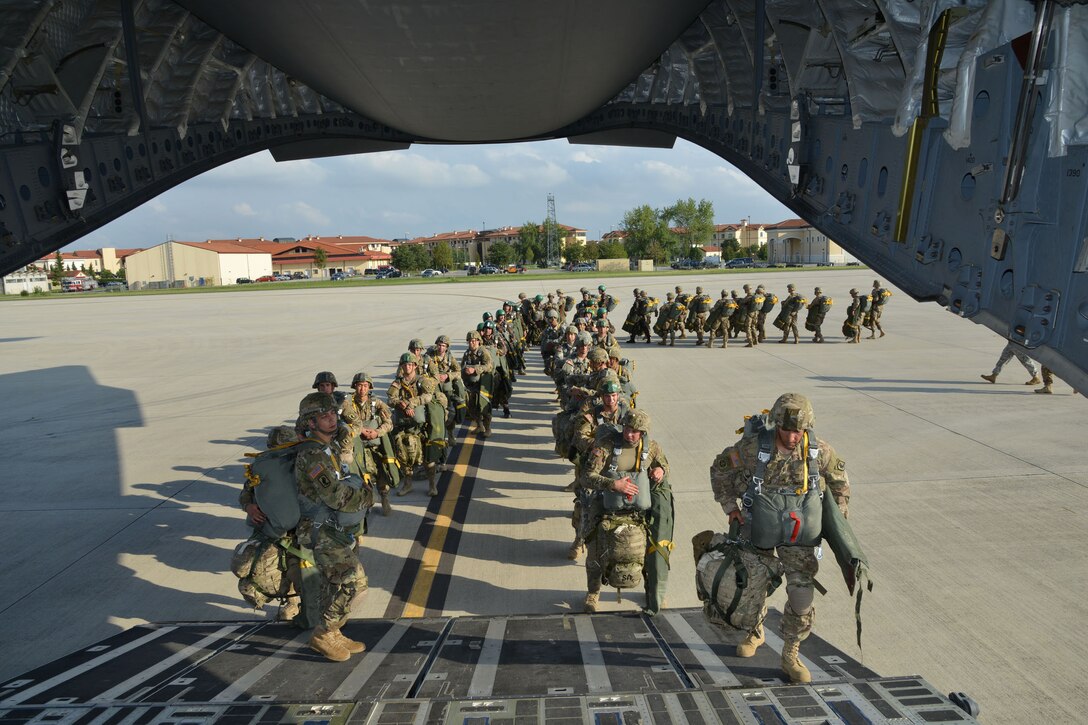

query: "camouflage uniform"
left=708, top=394, right=850, bottom=681
left=580, top=411, right=671, bottom=614
left=340, top=386, right=395, bottom=506
left=689, top=287, right=713, bottom=345
left=540, top=315, right=564, bottom=375
left=424, top=337, right=467, bottom=426
left=845, top=289, right=865, bottom=343
left=866, top=280, right=891, bottom=338
left=556, top=337, right=593, bottom=410
left=567, top=389, right=629, bottom=558
left=777, top=285, right=804, bottom=344
left=462, top=332, right=495, bottom=436
left=805, top=288, right=830, bottom=343
left=728, top=290, right=745, bottom=339
left=740, top=285, right=761, bottom=346
left=755, top=286, right=774, bottom=343
left=673, top=287, right=691, bottom=339
left=706, top=291, right=737, bottom=349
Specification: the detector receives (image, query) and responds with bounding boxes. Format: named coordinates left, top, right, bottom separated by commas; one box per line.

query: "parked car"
left=291, top=271, right=309, bottom=279
left=273, top=273, right=290, bottom=281
left=723, top=257, right=754, bottom=269
left=571, top=263, right=595, bottom=272
left=104, top=281, right=127, bottom=290
left=330, top=272, right=347, bottom=281
left=255, top=275, right=276, bottom=282
left=376, top=268, right=403, bottom=279
left=504, top=264, right=526, bottom=274
left=421, top=268, right=442, bottom=277
left=235, top=277, right=253, bottom=284
left=478, top=265, right=500, bottom=275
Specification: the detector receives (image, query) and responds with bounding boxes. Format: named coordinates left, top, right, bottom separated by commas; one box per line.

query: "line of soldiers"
left=621, top=278, right=892, bottom=347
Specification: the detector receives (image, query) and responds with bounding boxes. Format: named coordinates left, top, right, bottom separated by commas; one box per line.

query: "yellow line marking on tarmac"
left=401, top=428, right=479, bottom=618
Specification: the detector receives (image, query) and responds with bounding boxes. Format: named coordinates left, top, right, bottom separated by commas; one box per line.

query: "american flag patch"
left=728, top=450, right=741, bottom=468
left=308, top=463, right=325, bottom=480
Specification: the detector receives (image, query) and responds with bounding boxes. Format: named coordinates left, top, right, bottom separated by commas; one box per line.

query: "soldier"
left=805, top=287, right=831, bottom=343
left=425, top=334, right=467, bottom=430
left=341, top=372, right=397, bottom=515
left=655, top=292, right=677, bottom=346
left=728, top=290, right=745, bottom=340
left=741, top=284, right=762, bottom=347
left=776, top=283, right=805, bottom=344
left=481, top=320, right=512, bottom=419
left=705, top=290, right=738, bottom=349
left=593, top=316, right=619, bottom=351
left=673, top=286, right=692, bottom=338
left=844, top=288, right=865, bottom=343
left=503, top=300, right=529, bottom=373
left=623, top=288, right=642, bottom=344
left=689, top=286, right=713, bottom=345
left=462, top=330, right=495, bottom=437
left=540, top=309, right=564, bottom=375
left=755, top=285, right=776, bottom=343
left=312, top=371, right=346, bottom=406
left=606, top=347, right=638, bottom=407
left=566, top=378, right=630, bottom=560
left=294, top=392, right=371, bottom=661
left=636, top=290, right=654, bottom=343
left=598, top=284, right=617, bottom=313
left=556, top=332, right=593, bottom=409
left=387, top=353, right=444, bottom=495
left=709, top=393, right=851, bottom=683
left=408, top=338, right=427, bottom=366
left=866, top=279, right=891, bottom=338
left=579, top=409, right=670, bottom=615
left=980, top=341, right=1042, bottom=386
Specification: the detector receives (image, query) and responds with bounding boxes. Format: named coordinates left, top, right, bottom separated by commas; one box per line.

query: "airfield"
left=0, top=269, right=1084, bottom=724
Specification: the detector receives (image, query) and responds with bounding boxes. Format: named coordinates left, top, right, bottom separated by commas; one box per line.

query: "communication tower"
left=546, top=193, right=557, bottom=266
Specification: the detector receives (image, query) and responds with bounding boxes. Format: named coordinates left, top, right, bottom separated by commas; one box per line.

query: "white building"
left=764, top=220, right=858, bottom=265
left=125, top=241, right=272, bottom=289
left=1, top=267, right=51, bottom=294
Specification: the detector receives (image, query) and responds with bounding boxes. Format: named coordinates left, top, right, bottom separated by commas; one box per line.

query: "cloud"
left=496, top=160, right=568, bottom=185
left=350, top=152, right=489, bottom=187
left=570, top=150, right=602, bottom=164
left=207, top=153, right=328, bottom=185
left=233, top=202, right=256, bottom=217
left=640, top=160, right=686, bottom=183
left=288, top=202, right=331, bottom=227
left=148, top=199, right=168, bottom=213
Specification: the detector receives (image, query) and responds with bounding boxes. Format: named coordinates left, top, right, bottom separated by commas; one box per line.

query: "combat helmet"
left=398, top=352, right=416, bottom=366
left=696, top=286, right=703, bottom=294
left=409, top=338, right=425, bottom=350
left=312, top=371, right=337, bottom=389
left=623, top=408, right=651, bottom=434
left=476, top=322, right=486, bottom=331
left=565, top=325, right=578, bottom=335
left=576, top=331, right=593, bottom=346
left=266, top=425, right=299, bottom=448
left=546, top=309, right=559, bottom=319
left=466, top=330, right=482, bottom=342
left=351, top=372, right=373, bottom=388
left=482, top=312, right=493, bottom=321
left=598, top=377, right=622, bottom=394
left=495, top=309, right=505, bottom=318
left=588, top=348, right=608, bottom=363
left=770, top=393, right=815, bottom=431
left=434, top=334, right=451, bottom=346
left=534, top=294, right=545, bottom=302
left=666, top=292, right=675, bottom=300
left=298, top=392, right=337, bottom=421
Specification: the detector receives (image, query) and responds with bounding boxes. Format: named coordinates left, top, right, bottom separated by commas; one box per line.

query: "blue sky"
left=73, top=138, right=794, bottom=249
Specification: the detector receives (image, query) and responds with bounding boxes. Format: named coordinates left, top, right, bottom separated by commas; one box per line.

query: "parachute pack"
left=760, top=293, right=778, bottom=314
left=244, top=441, right=317, bottom=539
left=872, top=288, right=892, bottom=306
left=693, top=529, right=783, bottom=632
left=594, top=439, right=652, bottom=592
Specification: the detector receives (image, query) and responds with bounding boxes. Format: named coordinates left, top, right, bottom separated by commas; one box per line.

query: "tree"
left=49, top=252, right=65, bottom=285
left=313, top=247, right=328, bottom=275
left=597, top=239, right=626, bottom=259
left=562, top=238, right=585, bottom=264
left=516, top=222, right=543, bottom=264
left=622, top=205, right=671, bottom=260
left=721, top=238, right=742, bottom=259
left=665, top=197, right=715, bottom=256
left=451, top=248, right=467, bottom=267
left=582, top=240, right=600, bottom=260
left=685, top=244, right=706, bottom=262
left=392, top=244, right=430, bottom=271
left=430, top=241, right=453, bottom=270
left=487, top=240, right=515, bottom=267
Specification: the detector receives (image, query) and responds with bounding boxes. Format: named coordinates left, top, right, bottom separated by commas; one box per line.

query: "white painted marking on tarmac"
left=761, top=629, right=833, bottom=682
left=210, top=630, right=310, bottom=702
left=95, top=625, right=241, bottom=702
left=574, top=615, right=612, bottom=693
left=330, top=621, right=410, bottom=700
left=467, top=618, right=507, bottom=697
left=0, top=626, right=178, bottom=706
left=662, top=612, right=742, bottom=687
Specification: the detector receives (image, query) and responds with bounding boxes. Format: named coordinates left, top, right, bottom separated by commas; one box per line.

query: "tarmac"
left=0, top=269, right=1084, bottom=724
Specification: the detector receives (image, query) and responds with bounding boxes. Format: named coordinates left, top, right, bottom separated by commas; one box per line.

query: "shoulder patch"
left=307, top=463, right=325, bottom=481
left=728, top=449, right=741, bottom=468
left=835, top=459, right=846, bottom=471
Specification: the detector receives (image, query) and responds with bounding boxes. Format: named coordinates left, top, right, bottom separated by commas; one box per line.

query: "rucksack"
left=598, top=513, right=647, bottom=590
left=694, top=531, right=783, bottom=631
left=231, top=536, right=293, bottom=609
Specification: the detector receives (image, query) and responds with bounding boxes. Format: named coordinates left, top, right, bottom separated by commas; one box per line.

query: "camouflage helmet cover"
left=409, top=337, right=425, bottom=350
left=546, top=309, right=559, bottom=318
left=666, top=292, right=675, bottom=300
left=266, top=425, right=299, bottom=448
left=576, top=331, right=593, bottom=346
left=311, top=371, right=337, bottom=389
left=770, top=392, right=815, bottom=431
left=518, top=292, right=527, bottom=299
left=565, top=325, right=578, bottom=335
left=696, top=286, right=703, bottom=293
left=588, top=348, right=608, bottom=363
left=435, top=334, right=451, bottom=345
left=398, top=352, right=416, bottom=365
left=466, top=330, right=482, bottom=342
left=623, top=408, right=651, bottom=434
left=298, top=392, right=337, bottom=419
left=351, top=371, right=373, bottom=387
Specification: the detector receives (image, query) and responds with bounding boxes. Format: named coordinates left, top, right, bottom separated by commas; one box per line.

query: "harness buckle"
left=757, top=450, right=771, bottom=464
left=750, top=476, right=763, bottom=495
left=814, top=545, right=823, bottom=561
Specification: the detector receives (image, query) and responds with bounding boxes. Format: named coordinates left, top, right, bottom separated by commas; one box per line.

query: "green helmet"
left=398, top=352, right=416, bottom=365
left=482, top=312, right=493, bottom=321
left=534, top=294, right=544, bottom=302
left=311, top=371, right=337, bottom=389
left=770, top=392, right=815, bottom=431
left=351, top=372, right=373, bottom=387
left=623, top=409, right=651, bottom=434
left=298, top=392, right=337, bottom=420
left=504, top=300, right=515, bottom=308
left=496, top=309, right=505, bottom=318
left=483, top=320, right=495, bottom=330
left=598, top=378, right=622, bottom=394
left=595, top=317, right=608, bottom=328
left=435, top=334, right=450, bottom=345
left=598, top=284, right=606, bottom=292
left=466, top=330, right=482, bottom=342
left=588, top=348, right=608, bottom=363
left=476, top=322, right=486, bottom=331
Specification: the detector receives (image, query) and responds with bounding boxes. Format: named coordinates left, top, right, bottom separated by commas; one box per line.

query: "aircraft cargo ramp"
left=0, top=608, right=978, bottom=725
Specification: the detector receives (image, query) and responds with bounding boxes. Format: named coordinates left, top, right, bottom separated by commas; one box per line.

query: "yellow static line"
left=401, top=429, right=479, bottom=618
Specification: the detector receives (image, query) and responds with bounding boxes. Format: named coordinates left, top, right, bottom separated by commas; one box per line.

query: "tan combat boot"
left=426, top=464, right=439, bottom=496
left=781, top=639, right=811, bottom=683
left=276, top=598, right=300, bottom=623
left=397, top=478, right=413, bottom=496
left=1025, top=375, right=1041, bottom=385
left=380, top=490, right=392, bottom=515
left=333, top=629, right=367, bottom=654
left=736, top=624, right=764, bottom=657
left=1035, top=384, right=1053, bottom=394
left=567, top=538, right=584, bottom=560
left=309, top=627, right=350, bottom=662
left=583, top=591, right=600, bottom=613
left=980, top=373, right=997, bottom=383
